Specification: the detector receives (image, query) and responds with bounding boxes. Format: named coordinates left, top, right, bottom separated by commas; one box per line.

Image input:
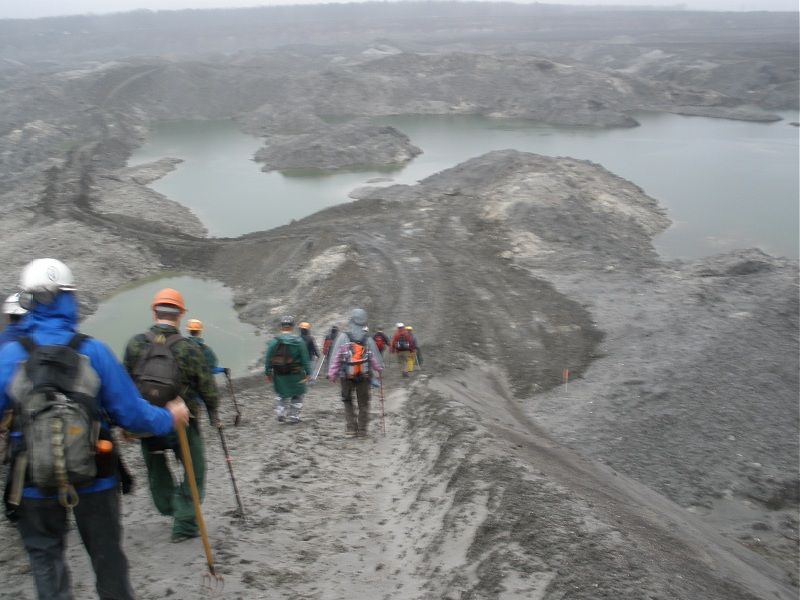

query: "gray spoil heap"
left=1, top=145, right=795, bottom=599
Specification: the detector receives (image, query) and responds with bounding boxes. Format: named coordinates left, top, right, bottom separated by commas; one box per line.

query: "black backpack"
left=270, top=340, right=298, bottom=375
left=132, top=331, right=184, bottom=407
left=9, top=334, right=101, bottom=503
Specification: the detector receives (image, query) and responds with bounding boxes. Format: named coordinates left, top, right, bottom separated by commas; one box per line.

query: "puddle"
left=81, top=275, right=264, bottom=377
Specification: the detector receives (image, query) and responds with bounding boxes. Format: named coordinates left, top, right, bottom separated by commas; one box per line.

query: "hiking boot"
left=288, top=415, right=301, bottom=424
left=171, top=532, right=198, bottom=544
left=277, top=414, right=285, bottom=423
left=345, top=430, right=357, bottom=437
left=356, top=430, right=368, bottom=438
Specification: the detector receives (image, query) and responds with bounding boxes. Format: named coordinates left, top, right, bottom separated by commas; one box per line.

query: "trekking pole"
left=312, top=354, right=326, bottom=381
left=223, top=370, right=242, bottom=426
left=176, top=424, right=223, bottom=591
left=378, top=372, right=386, bottom=436
left=216, top=426, right=246, bottom=520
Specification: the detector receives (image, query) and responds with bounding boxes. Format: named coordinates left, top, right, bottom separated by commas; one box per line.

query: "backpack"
left=373, top=333, right=386, bottom=353
left=132, top=331, right=184, bottom=407
left=9, top=334, right=101, bottom=501
left=345, top=335, right=370, bottom=380
left=395, top=332, right=413, bottom=352
left=270, top=340, right=299, bottom=375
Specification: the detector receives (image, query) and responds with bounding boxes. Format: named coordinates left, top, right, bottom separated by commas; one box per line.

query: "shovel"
left=176, top=424, right=223, bottom=591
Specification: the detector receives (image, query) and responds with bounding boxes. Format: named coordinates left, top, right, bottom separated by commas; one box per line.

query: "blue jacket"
left=0, top=321, right=25, bottom=348
left=0, top=292, right=174, bottom=497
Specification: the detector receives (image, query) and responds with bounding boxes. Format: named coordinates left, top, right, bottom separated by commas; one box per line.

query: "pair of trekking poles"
left=177, top=370, right=244, bottom=591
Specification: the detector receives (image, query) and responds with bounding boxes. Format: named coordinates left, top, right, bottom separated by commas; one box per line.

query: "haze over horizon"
left=1, top=0, right=797, bottom=20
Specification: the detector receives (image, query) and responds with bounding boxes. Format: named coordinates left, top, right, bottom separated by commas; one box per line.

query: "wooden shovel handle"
left=176, top=425, right=218, bottom=576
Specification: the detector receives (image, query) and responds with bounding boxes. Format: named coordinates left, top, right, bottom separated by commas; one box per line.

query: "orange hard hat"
left=186, top=318, right=203, bottom=332
left=151, top=288, right=186, bottom=314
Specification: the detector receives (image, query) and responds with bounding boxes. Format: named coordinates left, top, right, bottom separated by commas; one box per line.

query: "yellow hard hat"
left=298, top=321, right=311, bottom=330
left=186, top=318, right=203, bottom=332
left=405, top=325, right=413, bottom=331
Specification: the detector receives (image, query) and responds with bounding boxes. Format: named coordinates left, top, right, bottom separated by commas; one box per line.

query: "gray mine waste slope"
left=0, top=4, right=797, bottom=599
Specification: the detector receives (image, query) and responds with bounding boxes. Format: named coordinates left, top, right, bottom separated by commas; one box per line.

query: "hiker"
left=0, top=292, right=27, bottom=348
left=327, top=308, right=384, bottom=437
left=264, top=315, right=311, bottom=424
left=322, top=325, right=339, bottom=361
left=186, top=318, right=227, bottom=375
left=390, top=322, right=417, bottom=377
left=372, top=328, right=389, bottom=356
left=0, top=258, right=189, bottom=600
left=298, top=321, right=320, bottom=366
left=124, top=287, right=220, bottom=543
left=405, top=325, right=423, bottom=370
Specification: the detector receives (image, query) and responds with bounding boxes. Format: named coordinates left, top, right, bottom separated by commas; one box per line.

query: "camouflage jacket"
left=124, top=324, right=219, bottom=417
left=188, top=336, right=219, bottom=372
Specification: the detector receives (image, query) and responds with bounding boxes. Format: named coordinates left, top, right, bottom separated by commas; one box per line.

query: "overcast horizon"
left=1, top=0, right=797, bottom=21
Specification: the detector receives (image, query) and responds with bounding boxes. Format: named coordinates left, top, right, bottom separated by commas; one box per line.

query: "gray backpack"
left=10, top=334, right=101, bottom=505
left=132, top=331, right=184, bottom=407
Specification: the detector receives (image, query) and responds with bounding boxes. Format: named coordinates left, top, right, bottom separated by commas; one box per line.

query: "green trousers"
left=140, top=425, right=205, bottom=538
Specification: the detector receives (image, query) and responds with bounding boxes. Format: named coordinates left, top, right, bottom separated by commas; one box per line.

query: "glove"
left=224, top=367, right=231, bottom=376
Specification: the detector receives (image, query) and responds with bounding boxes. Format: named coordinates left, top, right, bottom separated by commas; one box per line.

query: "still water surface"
left=130, top=113, right=799, bottom=259
left=81, top=276, right=265, bottom=376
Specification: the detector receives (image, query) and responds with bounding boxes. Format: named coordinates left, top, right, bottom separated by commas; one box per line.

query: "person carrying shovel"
left=264, top=316, right=311, bottom=424
left=124, top=288, right=221, bottom=544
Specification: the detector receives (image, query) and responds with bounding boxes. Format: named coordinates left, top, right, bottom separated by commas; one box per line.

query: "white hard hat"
left=3, top=293, right=27, bottom=316
left=395, top=322, right=404, bottom=328
left=20, top=258, right=77, bottom=294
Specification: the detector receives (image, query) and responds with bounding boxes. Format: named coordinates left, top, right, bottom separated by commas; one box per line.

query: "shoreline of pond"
left=128, top=112, right=799, bottom=260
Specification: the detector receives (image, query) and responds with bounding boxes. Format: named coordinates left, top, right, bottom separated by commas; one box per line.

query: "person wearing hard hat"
left=327, top=308, right=384, bottom=437
left=298, top=321, right=320, bottom=367
left=404, top=325, right=422, bottom=372
left=186, top=318, right=227, bottom=375
left=123, top=287, right=220, bottom=543
left=389, top=322, right=416, bottom=377
left=265, top=316, right=311, bottom=424
left=0, top=259, right=189, bottom=600
left=0, top=292, right=27, bottom=349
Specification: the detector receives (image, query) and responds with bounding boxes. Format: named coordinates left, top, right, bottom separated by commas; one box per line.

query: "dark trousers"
left=15, top=487, right=134, bottom=600
left=141, top=424, right=205, bottom=538
left=340, top=378, right=371, bottom=433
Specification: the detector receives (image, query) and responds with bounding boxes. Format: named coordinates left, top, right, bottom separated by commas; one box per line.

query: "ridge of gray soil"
left=0, top=5, right=797, bottom=598
left=0, top=146, right=796, bottom=598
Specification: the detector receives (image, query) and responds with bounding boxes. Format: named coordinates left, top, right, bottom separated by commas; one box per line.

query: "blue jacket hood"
left=25, top=291, right=79, bottom=346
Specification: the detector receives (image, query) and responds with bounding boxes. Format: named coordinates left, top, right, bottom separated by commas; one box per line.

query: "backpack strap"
left=144, top=331, right=184, bottom=348
left=67, top=333, right=89, bottom=351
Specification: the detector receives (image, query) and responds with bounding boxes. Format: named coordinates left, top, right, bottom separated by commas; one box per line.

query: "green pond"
left=130, top=113, right=799, bottom=259
left=81, top=276, right=265, bottom=377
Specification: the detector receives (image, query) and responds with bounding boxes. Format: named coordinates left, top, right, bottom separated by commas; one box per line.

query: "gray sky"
left=1, top=0, right=797, bottom=20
